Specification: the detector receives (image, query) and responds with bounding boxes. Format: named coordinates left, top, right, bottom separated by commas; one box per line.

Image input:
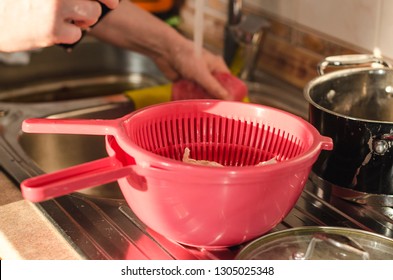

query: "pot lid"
left=236, top=227, right=393, bottom=260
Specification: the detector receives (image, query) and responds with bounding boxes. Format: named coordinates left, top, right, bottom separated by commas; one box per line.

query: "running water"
left=193, top=0, right=205, bottom=57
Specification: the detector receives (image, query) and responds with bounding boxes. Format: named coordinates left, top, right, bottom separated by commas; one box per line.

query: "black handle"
left=58, top=2, right=112, bottom=51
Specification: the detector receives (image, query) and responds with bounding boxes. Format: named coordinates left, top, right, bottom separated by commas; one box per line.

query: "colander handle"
left=319, top=135, right=334, bottom=151
left=22, top=118, right=122, bottom=136
left=21, top=157, right=131, bottom=203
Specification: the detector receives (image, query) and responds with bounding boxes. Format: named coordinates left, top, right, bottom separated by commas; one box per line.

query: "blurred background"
left=178, top=0, right=392, bottom=89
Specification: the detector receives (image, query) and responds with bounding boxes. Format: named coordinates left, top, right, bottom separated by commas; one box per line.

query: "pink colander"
left=21, top=100, right=332, bottom=247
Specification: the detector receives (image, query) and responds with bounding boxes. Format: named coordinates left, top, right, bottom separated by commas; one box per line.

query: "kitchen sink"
left=0, top=38, right=166, bottom=184
left=247, top=77, right=308, bottom=119
left=16, top=80, right=307, bottom=200
left=0, top=38, right=308, bottom=199
left=0, top=39, right=391, bottom=259
left=0, top=36, right=166, bottom=101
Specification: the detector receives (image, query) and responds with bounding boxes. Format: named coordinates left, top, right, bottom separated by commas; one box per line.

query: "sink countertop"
left=0, top=172, right=82, bottom=260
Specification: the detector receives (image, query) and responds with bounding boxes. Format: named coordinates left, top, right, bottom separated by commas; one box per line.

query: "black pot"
left=304, top=64, right=393, bottom=206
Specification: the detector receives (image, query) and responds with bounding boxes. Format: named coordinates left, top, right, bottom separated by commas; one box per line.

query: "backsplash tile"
left=378, top=0, right=393, bottom=57
left=244, top=0, right=299, bottom=22
left=296, top=0, right=380, bottom=53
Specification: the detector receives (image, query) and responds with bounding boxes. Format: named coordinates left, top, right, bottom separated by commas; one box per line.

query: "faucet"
left=224, top=0, right=270, bottom=81
left=223, top=0, right=242, bottom=66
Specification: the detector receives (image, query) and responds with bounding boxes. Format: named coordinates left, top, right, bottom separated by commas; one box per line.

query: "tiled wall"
left=250, top=0, right=391, bottom=57
left=179, top=0, right=393, bottom=88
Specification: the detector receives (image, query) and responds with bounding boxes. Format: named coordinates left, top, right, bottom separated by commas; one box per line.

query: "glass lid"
left=236, top=227, right=393, bottom=260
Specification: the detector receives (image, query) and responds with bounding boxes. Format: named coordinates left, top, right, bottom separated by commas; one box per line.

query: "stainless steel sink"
left=0, top=37, right=166, bottom=100
left=17, top=77, right=308, bottom=200
left=0, top=38, right=167, bottom=186
left=247, top=72, right=309, bottom=119
left=1, top=38, right=308, bottom=199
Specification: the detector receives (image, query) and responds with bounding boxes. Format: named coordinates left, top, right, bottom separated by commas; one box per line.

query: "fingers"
left=98, top=0, right=120, bottom=10
left=52, top=21, right=84, bottom=45
left=192, top=53, right=232, bottom=100
left=153, top=57, right=181, bottom=81
left=153, top=34, right=233, bottom=99
left=205, top=52, right=231, bottom=74
left=61, top=0, right=120, bottom=30
left=62, top=0, right=102, bottom=29
left=194, top=72, right=231, bottom=100
left=55, top=0, right=118, bottom=44
left=49, top=0, right=100, bottom=45
left=0, top=0, right=119, bottom=52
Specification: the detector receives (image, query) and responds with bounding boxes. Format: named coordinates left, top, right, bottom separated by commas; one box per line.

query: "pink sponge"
left=172, top=72, right=248, bottom=101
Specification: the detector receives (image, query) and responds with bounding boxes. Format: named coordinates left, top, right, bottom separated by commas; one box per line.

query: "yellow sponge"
left=124, top=83, right=172, bottom=110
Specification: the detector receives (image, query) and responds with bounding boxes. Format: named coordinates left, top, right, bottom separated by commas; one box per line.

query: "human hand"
left=153, top=37, right=233, bottom=100
left=172, top=72, right=248, bottom=101
left=89, top=1, right=236, bottom=100
left=0, top=0, right=119, bottom=52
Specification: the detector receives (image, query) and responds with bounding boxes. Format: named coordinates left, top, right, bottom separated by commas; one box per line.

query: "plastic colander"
left=21, top=100, right=333, bottom=247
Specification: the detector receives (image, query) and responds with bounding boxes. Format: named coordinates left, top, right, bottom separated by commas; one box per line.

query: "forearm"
left=90, top=1, right=231, bottom=100
left=90, top=0, right=186, bottom=61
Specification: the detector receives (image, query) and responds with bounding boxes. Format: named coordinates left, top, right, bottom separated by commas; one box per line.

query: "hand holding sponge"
left=124, top=72, right=248, bottom=110
left=172, top=72, right=248, bottom=101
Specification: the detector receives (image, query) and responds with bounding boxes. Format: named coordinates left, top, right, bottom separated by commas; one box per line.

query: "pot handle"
left=372, top=133, right=393, bottom=155
left=319, top=135, right=334, bottom=151
left=22, top=118, right=121, bottom=136
left=317, top=54, right=392, bottom=75
left=21, top=157, right=132, bottom=202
